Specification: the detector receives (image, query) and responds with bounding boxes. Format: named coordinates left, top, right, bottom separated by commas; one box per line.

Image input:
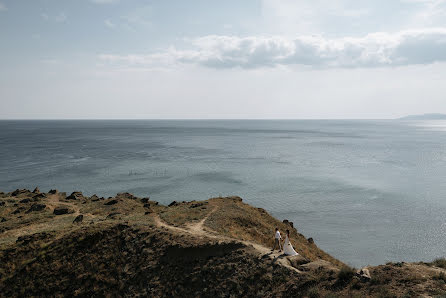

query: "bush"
left=337, top=266, right=355, bottom=284
left=433, top=272, right=446, bottom=283
left=432, top=258, right=446, bottom=269
left=307, top=287, right=320, bottom=298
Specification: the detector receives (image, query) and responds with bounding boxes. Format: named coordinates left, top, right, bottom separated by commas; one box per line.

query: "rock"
left=48, top=189, right=58, bottom=194
left=116, top=192, right=138, bottom=200
left=53, top=207, right=74, bottom=215
left=356, top=268, right=371, bottom=281
left=90, top=195, right=99, bottom=201
left=66, top=192, right=84, bottom=200
left=104, top=199, right=119, bottom=206
left=19, top=198, right=31, bottom=204
left=257, top=208, right=267, bottom=214
left=191, top=202, right=205, bottom=208
left=307, top=237, right=314, bottom=244
left=73, top=215, right=83, bottom=223
left=11, top=189, right=32, bottom=197
left=168, top=201, right=178, bottom=207
left=299, top=260, right=339, bottom=272
left=144, top=210, right=152, bottom=215
left=32, top=187, right=40, bottom=194
left=106, top=212, right=121, bottom=219
left=0, top=201, right=5, bottom=207
left=287, top=255, right=310, bottom=268
left=143, top=203, right=152, bottom=208
left=33, top=193, right=47, bottom=200
left=1, top=217, right=6, bottom=222
left=141, top=197, right=150, bottom=204
left=12, top=207, right=25, bottom=214
left=26, top=204, right=46, bottom=213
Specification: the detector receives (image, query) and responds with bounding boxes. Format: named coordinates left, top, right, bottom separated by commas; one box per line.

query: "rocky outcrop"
left=104, top=199, right=119, bottom=206
left=73, top=215, right=83, bottom=223
left=288, top=255, right=310, bottom=268
left=53, top=207, right=74, bottom=215
left=356, top=268, right=371, bottom=281
left=66, top=192, right=84, bottom=200
left=116, top=193, right=138, bottom=200
left=26, top=204, right=46, bottom=213
left=11, top=189, right=32, bottom=198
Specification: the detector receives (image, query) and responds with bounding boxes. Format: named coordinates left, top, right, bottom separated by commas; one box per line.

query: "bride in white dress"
left=283, top=229, right=298, bottom=256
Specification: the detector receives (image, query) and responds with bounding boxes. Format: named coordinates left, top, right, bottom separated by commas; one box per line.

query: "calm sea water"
left=1, top=120, right=445, bottom=267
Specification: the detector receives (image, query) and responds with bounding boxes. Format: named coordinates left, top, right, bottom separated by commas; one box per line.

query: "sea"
left=1, top=120, right=445, bottom=267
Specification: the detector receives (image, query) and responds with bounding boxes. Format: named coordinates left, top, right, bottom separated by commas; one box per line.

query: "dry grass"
left=159, top=201, right=210, bottom=227
left=204, top=196, right=345, bottom=268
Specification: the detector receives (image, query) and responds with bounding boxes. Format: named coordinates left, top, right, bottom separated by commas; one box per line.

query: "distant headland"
left=399, top=113, right=446, bottom=120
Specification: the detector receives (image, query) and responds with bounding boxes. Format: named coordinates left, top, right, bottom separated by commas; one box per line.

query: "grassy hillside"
left=0, top=189, right=445, bottom=297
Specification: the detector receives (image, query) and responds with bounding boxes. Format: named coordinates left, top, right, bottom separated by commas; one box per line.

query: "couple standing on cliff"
left=272, top=228, right=299, bottom=256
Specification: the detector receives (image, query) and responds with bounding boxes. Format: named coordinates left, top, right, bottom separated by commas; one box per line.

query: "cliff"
left=0, top=189, right=445, bottom=297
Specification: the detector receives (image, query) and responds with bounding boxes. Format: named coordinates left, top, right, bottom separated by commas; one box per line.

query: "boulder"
left=104, top=199, right=119, bottom=206
left=53, top=207, right=74, bottom=215
left=32, top=187, right=40, bottom=194
left=356, top=268, right=371, bottom=281
left=66, top=192, right=84, bottom=200
left=299, top=260, right=339, bottom=272
left=307, top=237, right=314, bottom=244
left=12, top=207, right=25, bottom=214
left=48, top=189, right=58, bottom=194
left=73, top=215, right=83, bottom=223
left=106, top=212, right=121, bottom=219
left=287, top=255, right=310, bottom=268
left=11, top=189, right=32, bottom=197
left=116, top=192, right=138, bottom=200
left=141, top=197, right=150, bottom=204
left=90, top=195, right=100, bottom=201
left=26, top=204, right=46, bottom=213
left=282, top=219, right=294, bottom=228
left=1, top=217, right=6, bottom=222
left=191, top=202, right=205, bottom=208
left=168, top=201, right=178, bottom=207
left=19, top=198, right=31, bottom=204
left=0, top=201, right=5, bottom=207
left=33, top=193, right=47, bottom=200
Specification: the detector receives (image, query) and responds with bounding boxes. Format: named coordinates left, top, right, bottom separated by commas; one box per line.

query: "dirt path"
left=152, top=206, right=302, bottom=273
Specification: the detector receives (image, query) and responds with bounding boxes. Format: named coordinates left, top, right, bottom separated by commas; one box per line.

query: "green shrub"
left=433, top=272, right=446, bottom=283
left=307, top=287, right=320, bottom=298
left=432, top=258, right=446, bottom=269
left=337, top=266, right=355, bottom=284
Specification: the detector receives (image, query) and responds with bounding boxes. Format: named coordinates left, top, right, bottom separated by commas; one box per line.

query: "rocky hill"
left=0, top=189, right=445, bottom=297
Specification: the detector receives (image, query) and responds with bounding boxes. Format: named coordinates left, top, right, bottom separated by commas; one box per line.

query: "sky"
left=1, top=0, right=446, bottom=119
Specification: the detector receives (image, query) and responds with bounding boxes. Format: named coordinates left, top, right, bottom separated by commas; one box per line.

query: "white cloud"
left=104, top=19, right=115, bottom=28
left=41, top=12, right=67, bottom=23
left=99, top=28, right=446, bottom=69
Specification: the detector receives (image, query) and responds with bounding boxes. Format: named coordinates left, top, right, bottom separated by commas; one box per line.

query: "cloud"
left=0, top=2, right=7, bottom=11
left=41, top=12, right=67, bottom=23
left=99, top=28, right=446, bottom=69
left=104, top=19, right=115, bottom=28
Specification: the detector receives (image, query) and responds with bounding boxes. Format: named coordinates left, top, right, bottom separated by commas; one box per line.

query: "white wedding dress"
left=283, top=235, right=298, bottom=256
